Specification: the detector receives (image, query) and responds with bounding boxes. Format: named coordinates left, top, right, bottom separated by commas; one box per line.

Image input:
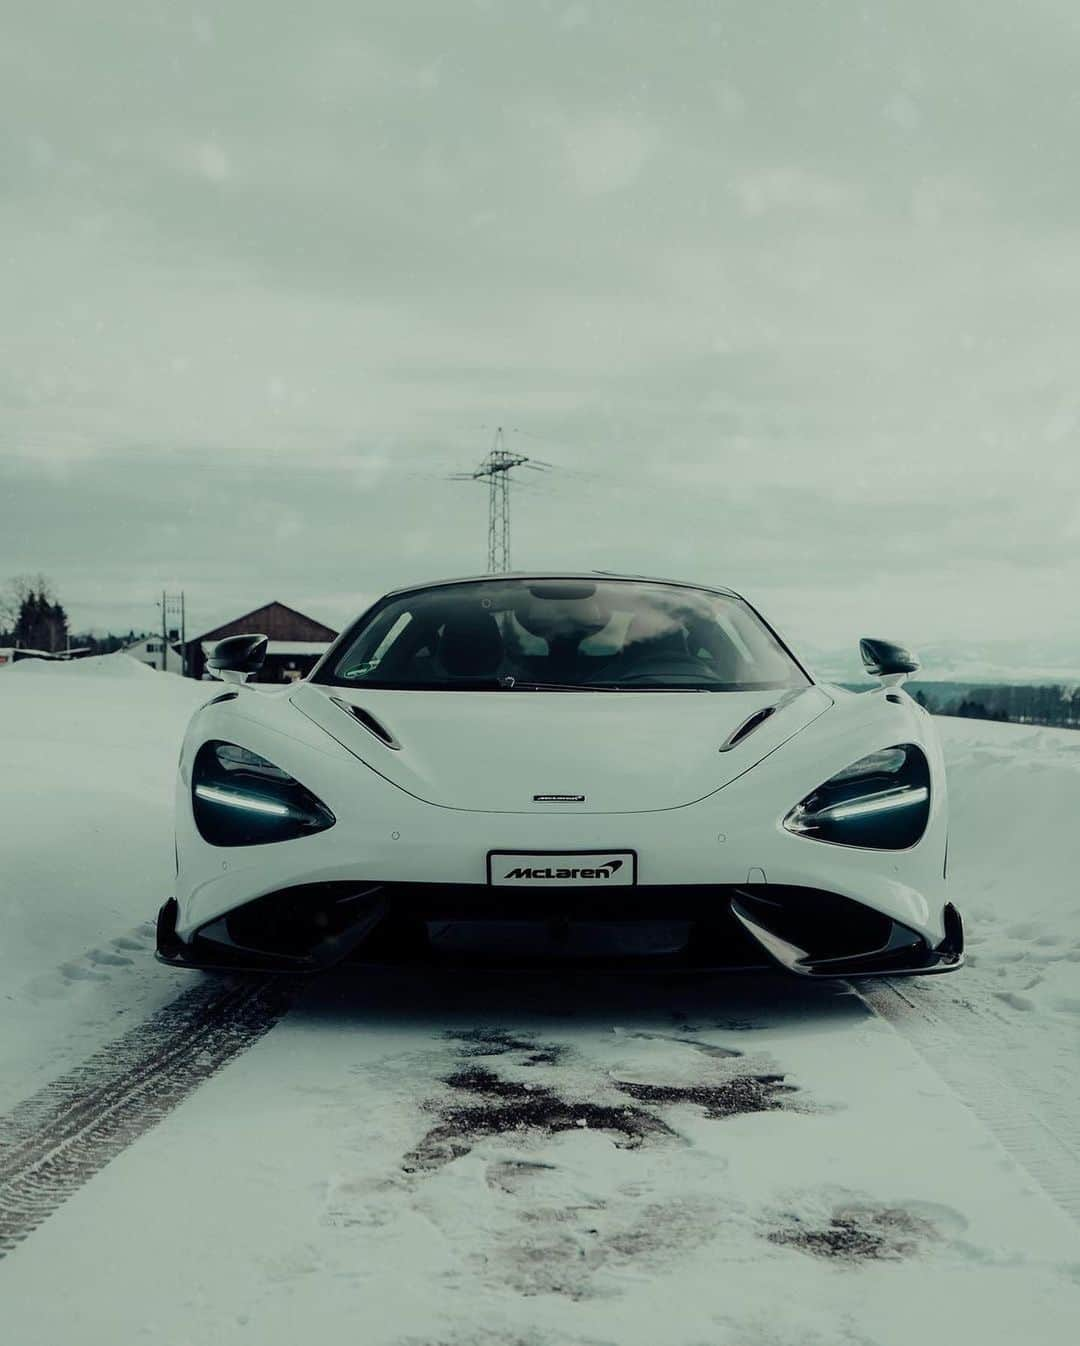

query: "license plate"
left=487, top=851, right=637, bottom=887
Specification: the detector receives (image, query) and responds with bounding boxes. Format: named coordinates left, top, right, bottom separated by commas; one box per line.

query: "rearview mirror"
left=859, top=637, right=919, bottom=687
left=207, top=634, right=268, bottom=684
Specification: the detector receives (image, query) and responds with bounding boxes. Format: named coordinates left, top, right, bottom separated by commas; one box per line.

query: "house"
left=182, top=602, right=338, bottom=682
left=123, top=635, right=184, bottom=674
left=0, top=646, right=66, bottom=669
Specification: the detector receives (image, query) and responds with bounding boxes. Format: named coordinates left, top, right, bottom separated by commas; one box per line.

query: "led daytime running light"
left=194, top=784, right=291, bottom=817
left=783, top=743, right=931, bottom=849
left=818, top=786, right=928, bottom=822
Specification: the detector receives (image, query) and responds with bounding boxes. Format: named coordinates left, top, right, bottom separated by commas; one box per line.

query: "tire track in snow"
left=0, top=977, right=293, bottom=1257
left=859, top=978, right=1080, bottom=1224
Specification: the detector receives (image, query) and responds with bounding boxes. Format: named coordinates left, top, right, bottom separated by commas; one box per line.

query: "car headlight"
left=192, top=740, right=335, bottom=846
left=783, top=743, right=930, bottom=850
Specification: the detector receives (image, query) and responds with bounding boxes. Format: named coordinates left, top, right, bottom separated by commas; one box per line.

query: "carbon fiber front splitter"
left=156, top=883, right=964, bottom=978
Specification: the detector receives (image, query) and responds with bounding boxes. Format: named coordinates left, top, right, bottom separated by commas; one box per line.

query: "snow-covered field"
left=1, top=658, right=1079, bottom=1345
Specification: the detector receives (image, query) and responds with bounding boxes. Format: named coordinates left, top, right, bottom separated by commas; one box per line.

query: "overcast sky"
left=3, top=1, right=1080, bottom=655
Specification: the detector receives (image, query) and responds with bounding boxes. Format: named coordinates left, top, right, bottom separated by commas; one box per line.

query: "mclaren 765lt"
left=156, top=574, right=963, bottom=977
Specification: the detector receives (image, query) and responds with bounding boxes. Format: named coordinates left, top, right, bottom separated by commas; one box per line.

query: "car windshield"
left=318, top=579, right=810, bottom=692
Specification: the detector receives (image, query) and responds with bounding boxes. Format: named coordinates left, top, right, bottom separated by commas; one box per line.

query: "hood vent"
left=330, top=697, right=401, bottom=750
left=719, top=706, right=776, bottom=753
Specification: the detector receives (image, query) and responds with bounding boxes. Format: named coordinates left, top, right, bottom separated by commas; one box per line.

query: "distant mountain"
left=799, top=638, right=1080, bottom=687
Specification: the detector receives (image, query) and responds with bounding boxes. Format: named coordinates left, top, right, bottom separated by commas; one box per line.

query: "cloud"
left=563, top=117, right=657, bottom=195
left=1, top=1, right=1079, bottom=655
left=734, top=168, right=861, bottom=218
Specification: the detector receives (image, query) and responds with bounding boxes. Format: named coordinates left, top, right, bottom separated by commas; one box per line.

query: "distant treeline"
left=903, top=682, right=1079, bottom=728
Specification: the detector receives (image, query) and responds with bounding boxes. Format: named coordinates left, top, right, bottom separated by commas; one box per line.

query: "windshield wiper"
left=326, top=677, right=720, bottom=693
left=497, top=676, right=621, bottom=692
left=497, top=678, right=715, bottom=692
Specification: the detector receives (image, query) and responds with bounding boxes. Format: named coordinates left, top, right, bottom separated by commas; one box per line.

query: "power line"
left=450, top=427, right=551, bottom=573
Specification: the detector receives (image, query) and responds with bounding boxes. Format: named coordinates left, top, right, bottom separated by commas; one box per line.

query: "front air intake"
left=330, top=697, right=401, bottom=750
left=719, top=706, right=775, bottom=752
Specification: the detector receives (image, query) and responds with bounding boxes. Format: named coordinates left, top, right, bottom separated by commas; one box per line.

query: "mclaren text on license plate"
left=487, top=851, right=637, bottom=886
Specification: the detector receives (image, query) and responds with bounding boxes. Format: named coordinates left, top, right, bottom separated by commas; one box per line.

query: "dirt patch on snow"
left=616, top=1074, right=798, bottom=1119
left=767, top=1202, right=944, bottom=1262
left=403, top=1066, right=673, bottom=1173
left=405, top=1032, right=811, bottom=1173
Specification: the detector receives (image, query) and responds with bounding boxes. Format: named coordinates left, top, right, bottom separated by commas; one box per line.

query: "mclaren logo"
left=503, top=858, right=625, bottom=881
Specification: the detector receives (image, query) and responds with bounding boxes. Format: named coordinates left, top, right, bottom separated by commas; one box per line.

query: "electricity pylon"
left=450, top=428, right=551, bottom=573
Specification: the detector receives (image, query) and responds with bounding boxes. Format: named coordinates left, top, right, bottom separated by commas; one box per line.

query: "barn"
left=183, top=602, right=338, bottom=683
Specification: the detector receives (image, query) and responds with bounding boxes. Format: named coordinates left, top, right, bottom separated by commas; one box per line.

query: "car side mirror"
left=859, top=637, right=919, bottom=687
left=207, top=634, right=268, bottom=684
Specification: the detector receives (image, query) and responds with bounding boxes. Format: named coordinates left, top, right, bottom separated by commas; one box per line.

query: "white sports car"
left=156, top=574, right=963, bottom=977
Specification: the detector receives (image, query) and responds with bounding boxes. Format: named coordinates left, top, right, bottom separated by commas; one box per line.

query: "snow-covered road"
left=7, top=969, right=1080, bottom=1346
left=1, top=658, right=1078, bottom=1344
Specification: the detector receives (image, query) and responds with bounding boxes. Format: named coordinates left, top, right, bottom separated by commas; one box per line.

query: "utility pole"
left=158, top=592, right=185, bottom=673
left=450, top=428, right=551, bottom=573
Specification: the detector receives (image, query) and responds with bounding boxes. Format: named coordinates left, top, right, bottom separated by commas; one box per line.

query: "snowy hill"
left=0, top=657, right=208, bottom=988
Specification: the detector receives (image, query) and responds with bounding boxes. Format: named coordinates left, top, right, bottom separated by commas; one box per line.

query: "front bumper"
left=156, top=884, right=964, bottom=977
left=171, top=686, right=956, bottom=977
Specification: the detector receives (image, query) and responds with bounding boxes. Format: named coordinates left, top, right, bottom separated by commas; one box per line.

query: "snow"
left=3, top=650, right=162, bottom=677
left=7, top=973, right=1080, bottom=1346
left=0, top=657, right=207, bottom=987
left=0, top=663, right=1078, bottom=1342
left=0, top=658, right=210, bottom=1103
left=940, top=718, right=1080, bottom=1024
